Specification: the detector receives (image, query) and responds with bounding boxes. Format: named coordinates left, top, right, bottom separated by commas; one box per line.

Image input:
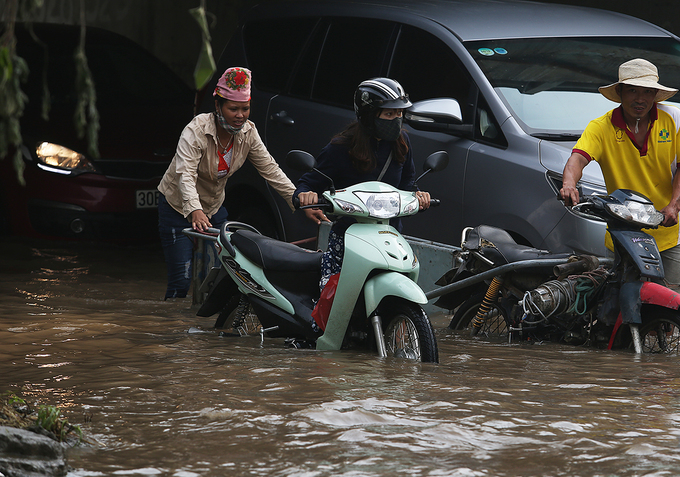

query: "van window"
left=389, top=25, right=473, bottom=117
left=289, top=20, right=327, bottom=99
left=311, top=18, right=396, bottom=107
left=476, top=93, right=507, bottom=147
left=466, top=36, right=680, bottom=135
left=243, top=17, right=318, bottom=93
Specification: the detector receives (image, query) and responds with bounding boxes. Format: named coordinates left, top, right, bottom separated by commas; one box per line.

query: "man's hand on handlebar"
left=660, top=202, right=680, bottom=227
left=560, top=184, right=580, bottom=206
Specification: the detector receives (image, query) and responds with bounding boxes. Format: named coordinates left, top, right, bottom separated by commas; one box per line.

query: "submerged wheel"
left=449, top=292, right=509, bottom=339
left=215, top=294, right=261, bottom=335
left=383, top=301, right=439, bottom=363
left=638, top=308, right=680, bottom=354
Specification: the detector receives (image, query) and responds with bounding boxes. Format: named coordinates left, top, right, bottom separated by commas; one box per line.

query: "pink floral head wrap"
left=213, top=67, right=252, bottom=102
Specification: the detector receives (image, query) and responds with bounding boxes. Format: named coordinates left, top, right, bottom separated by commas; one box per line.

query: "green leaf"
left=189, top=6, right=216, bottom=91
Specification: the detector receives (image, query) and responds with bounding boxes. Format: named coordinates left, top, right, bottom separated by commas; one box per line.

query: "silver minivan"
left=203, top=0, right=680, bottom=256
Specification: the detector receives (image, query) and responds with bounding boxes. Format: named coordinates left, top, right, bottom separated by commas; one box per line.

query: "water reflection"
left=2, top=237, right=680, bottom=476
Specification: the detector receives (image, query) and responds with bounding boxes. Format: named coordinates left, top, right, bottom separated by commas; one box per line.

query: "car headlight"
left=605, top=200, right=664, bottom=227
left=354, top=191, right=400, bottom=219
left=36, top=142, right=96, bottom=172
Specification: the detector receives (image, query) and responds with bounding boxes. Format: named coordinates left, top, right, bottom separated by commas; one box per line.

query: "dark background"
left=2, top=0, right=679, bottom=90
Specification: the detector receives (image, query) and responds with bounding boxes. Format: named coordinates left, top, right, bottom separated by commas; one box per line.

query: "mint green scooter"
left=197, top=150, right=447, bottom=363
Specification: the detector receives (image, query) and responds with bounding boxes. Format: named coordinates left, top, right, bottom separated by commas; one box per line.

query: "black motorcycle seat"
left=230, top=230, right=323, bottom=272
left=465, top=225, right=572, bottom=265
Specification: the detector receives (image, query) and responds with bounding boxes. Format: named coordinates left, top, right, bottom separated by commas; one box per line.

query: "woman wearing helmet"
left=293, top=77, right=431, bottom=293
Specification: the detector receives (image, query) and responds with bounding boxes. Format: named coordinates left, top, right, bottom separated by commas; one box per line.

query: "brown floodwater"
left=2, top=236, right=680, bottom=476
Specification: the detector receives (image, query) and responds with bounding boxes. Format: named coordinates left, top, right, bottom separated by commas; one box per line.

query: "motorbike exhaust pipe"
left=553, top=255, right=599, bottom=278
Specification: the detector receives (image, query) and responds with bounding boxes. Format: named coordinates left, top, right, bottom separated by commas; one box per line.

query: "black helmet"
left=354, top=78, right=412, bottom=131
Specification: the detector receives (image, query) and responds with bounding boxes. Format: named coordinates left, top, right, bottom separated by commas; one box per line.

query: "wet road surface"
left=2, top=237, right=680, bottom=476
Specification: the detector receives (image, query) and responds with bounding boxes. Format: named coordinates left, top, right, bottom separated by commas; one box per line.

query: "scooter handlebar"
left=293, top=194, right=333, bottom=211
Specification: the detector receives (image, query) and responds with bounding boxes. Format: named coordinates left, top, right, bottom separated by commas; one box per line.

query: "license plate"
left=136, top=189, right=160, bottom=209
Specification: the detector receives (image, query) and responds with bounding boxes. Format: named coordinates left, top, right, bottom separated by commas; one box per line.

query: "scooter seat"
left=231, top=230, right=323, bottom=272
left=465, top=225, right=572, bottom=265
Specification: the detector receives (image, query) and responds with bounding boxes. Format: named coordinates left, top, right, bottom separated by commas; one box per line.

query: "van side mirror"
left=405, top=98, right=474, bottom=136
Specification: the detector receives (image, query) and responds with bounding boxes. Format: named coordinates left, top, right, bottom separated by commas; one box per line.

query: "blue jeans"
left=158, top=195, right=228, bottom=299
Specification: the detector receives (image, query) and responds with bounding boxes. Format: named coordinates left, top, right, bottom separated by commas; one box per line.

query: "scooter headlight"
left=354, top=191, right=400, bottom=219
left=605, top=200, right=664, bottom=227
left=403, top=195, right=419, bottom=215
left=334, top=199, right=363, bottom=214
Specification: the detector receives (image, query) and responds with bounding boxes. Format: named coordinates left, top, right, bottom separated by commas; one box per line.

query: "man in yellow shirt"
left=560, top=58, right=680, bottom=286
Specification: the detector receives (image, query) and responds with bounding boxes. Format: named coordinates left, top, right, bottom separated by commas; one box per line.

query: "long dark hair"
left=331, top=121, right=409, bottom=173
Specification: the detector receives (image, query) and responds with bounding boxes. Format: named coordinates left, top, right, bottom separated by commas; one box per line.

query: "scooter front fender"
left=640, top=281, right=680, bottom=309
left=620, top=281, right=680, bottom=324
left=363, top=272, right=428, bottom=317
left=619, top=282, right=680, bottom=324
left=609, top=281, right=680, bottom=349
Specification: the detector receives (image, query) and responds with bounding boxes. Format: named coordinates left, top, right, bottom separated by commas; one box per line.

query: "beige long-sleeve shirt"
left=158, top=113, right=295, bottom=218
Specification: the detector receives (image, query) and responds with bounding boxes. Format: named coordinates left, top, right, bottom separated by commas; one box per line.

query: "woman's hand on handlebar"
left=190, top=209, right=212, bottom=232
left=304, top=208, right=330, bottom=224
left=416, top=191, right=431, bottom=210
left=298, top=191, right=330, bottom=224
left=298, top=191, right=318, bottom=207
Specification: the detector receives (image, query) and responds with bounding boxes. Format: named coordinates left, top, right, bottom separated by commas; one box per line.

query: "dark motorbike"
left=430, top=189, right=680, bottom=354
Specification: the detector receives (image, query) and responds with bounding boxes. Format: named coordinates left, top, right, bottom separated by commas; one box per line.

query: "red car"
left=0, top=23, right=195, bottom=242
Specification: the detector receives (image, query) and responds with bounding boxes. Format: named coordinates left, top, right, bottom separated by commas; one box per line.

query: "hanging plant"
left=0, top=0, right=100, bottom=183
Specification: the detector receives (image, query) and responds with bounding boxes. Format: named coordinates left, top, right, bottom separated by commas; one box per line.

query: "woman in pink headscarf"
left=157, top=67, right=296, bottom=299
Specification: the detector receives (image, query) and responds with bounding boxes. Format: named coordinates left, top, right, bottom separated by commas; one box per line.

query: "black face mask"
left=374, top=116, right=403, bottom=141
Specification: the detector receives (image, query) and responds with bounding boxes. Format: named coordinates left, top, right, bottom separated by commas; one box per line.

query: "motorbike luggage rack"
left=425, top=256, right=614, bottom=300
left=182, top=227, right=220, bottom=241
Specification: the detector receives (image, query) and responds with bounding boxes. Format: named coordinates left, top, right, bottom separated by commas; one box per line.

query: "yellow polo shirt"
left=573, top=103, right=680, bottom=251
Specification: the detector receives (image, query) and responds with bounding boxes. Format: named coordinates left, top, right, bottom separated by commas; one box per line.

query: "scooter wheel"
left=382, top=300, right=439, bottom=363
left=635, top=306, right=680, bottom=354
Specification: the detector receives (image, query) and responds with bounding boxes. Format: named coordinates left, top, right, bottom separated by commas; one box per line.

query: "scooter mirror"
left=423, top=151, right=449, bottom=173
left=414, top=151, right=449, bottom=184
left=286, top=150, right=317, bottom=172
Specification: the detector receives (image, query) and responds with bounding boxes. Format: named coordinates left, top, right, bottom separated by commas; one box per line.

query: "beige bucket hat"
left=599, top=58, right=678, bottom=103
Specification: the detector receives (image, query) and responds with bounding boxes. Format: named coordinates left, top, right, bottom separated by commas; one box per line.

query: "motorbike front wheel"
left=382, top=301, right=439, bottom=363
left=638, top=307, right=680, bottom=354
left=448, top=292, right=509, bottom=339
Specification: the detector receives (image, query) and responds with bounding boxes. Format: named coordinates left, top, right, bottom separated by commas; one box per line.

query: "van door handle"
left=271, top=110, right=295, bottom=126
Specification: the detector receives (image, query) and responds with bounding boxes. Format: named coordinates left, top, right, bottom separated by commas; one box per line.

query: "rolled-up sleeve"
left=175, top=124, right=207, bottom=217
